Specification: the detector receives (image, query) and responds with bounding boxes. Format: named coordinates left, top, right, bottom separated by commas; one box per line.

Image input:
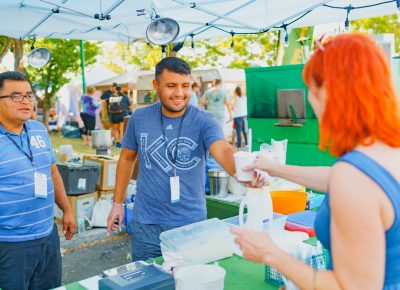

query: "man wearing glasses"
left=0, top=71, right=75, bottom=290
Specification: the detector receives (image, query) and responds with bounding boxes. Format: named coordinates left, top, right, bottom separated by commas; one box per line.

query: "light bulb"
left=284, top=33, right=289, bottom=47
left=190, top=34, right=195, bottom=49
left=230, top=32, right=235, bottom=51
left=344, top=18, right=350, bottom=32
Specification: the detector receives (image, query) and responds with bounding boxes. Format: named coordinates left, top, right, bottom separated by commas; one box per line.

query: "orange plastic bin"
left=270, top=191, right=308, bottom=214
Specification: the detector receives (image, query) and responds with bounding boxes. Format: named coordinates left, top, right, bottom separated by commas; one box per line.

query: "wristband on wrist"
left=113, top=202, right=125, bottom=207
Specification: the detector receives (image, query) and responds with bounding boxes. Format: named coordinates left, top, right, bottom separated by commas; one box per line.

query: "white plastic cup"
left=175, top=264, right=226, bottom=290
left=234, top=151, right=257, bottom=182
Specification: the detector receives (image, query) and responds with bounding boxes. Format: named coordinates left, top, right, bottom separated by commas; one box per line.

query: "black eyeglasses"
left=0, top=93, right=36, bottom=103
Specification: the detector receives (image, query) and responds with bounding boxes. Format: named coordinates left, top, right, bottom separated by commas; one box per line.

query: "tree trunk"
left=0, top=38, right=12, bottom=63
left=13, top=39, right=24, bottom=72
left=42, top=90, right=52, bottom=129
left=42, top=107, right=49, bottom=129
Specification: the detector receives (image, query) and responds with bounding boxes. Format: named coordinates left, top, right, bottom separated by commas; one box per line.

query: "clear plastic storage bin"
left=223, top=212, right=287, bottom=232
left=160, top=218, right=234, bottom=266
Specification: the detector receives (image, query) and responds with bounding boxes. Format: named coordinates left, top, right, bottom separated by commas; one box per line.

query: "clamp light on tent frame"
left=26, top=35, right=52, bottom=69
left=145, top=8, right=180, bottom=47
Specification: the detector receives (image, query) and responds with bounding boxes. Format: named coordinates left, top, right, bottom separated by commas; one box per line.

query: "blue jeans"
left=0, top=224, right=61, bottom=290
left=234, top=116, right=248, bottom=148
left=128, top=220, right=175, bottom=261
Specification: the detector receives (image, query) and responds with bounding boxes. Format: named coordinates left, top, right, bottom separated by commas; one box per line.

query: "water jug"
left=239, top=187, right=273, bottom=231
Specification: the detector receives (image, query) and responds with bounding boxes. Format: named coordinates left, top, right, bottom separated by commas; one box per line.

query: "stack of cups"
left=233, top=152, right=257, bottom=182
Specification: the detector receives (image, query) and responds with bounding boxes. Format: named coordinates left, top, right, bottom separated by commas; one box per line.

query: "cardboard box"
left=54, top=204, right=64, bottom=220
left=83, top=155, right=118, bottom=190
left=98, top=189, right=114, bottom=204
left=54, top=192, right=98, bottom=229
left=69, top=192, right=98, bottom=224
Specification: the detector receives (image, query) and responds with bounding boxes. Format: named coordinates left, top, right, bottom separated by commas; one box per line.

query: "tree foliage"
left=351, top=15, right=400, bottom=53
left=24, top=38, right=99, bottom=125
left=102, top=31, right=279, bottom=71
left=0, top=36, right=24, bottom=72
left=25, top=38, right=99, bottom=109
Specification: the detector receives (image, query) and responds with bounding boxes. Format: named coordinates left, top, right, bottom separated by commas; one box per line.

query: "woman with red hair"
left=232, top=33, right=400, bottom=289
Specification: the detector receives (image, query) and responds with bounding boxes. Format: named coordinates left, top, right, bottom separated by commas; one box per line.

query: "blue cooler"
left=124, top=196, right=135, bottom=234
left=98, top=264, right=174, bottom=290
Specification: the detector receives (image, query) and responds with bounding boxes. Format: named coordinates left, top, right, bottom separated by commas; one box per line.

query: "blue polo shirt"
left=0, top=120, right=55, bottom=242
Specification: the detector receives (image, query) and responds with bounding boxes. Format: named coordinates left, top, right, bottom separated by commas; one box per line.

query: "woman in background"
left=231, top=86, right=247, bottom=148
left=108, top=85, right=131, bottom=147
left=80, top=86, right=99, bottom=147
left=232, top=33, right=400, bottom=289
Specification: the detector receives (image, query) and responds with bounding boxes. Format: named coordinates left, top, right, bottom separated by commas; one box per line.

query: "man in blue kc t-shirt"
left=107, top=57, right=266, bottom=261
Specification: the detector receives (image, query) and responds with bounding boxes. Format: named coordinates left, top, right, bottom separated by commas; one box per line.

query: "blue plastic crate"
left=306, top=193, right=325, bottom=210
left=124, top=202, right=134, bottom=234
left=264, top=249, right=330, bottom=286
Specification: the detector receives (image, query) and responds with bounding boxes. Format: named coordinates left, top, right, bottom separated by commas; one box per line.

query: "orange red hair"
left=303, top=33, right=400, bottom=157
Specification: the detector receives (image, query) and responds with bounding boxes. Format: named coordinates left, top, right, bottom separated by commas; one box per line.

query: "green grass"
left=49, top=132, right=121, bottom=161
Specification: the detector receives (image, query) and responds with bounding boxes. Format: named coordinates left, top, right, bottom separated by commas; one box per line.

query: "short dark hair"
left=214, top=79, right=222, bottom=86
left=112, top=82, right=118, bottom=88
left=155, top=57, right=191, bottom=80
left=192, top=82, right=199, bottom=89
left=0, top=71, right=29, bottom=91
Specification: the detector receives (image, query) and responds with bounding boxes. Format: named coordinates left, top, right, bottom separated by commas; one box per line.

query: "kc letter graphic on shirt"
left=140, top=133, right=201, bottom=173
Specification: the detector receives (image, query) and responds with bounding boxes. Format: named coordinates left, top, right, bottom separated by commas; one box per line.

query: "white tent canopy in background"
left=92, top=69, right=153, bottom=87
left=57, top=64, right=117, bottom=128
left=0, top=1, right=397, bottom=43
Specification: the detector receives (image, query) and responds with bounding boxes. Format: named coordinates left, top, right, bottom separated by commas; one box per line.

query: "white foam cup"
left=234, top=151, right=257, bottom=182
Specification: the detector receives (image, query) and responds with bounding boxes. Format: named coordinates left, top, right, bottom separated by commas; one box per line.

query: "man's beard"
left=160, top=96, right=187, bottom=113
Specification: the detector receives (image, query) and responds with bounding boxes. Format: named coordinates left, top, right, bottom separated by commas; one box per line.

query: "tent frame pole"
left=80, top=40, right=86, bottom=94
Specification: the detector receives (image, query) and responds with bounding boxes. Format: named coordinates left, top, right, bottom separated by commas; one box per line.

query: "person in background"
left=80, top=86, right=99, bottom=147
left=108, top=85, right=131, bottom=147
left=100, top=82, right=118, bottom=101
left=200, top=79, right=232, bottom=126
left=106, top=57, right=267, bottom=261
left=122, top=87, right=134, bottom=114
left=232, top=33, right=400, bottom=290
left=0, top=71, right=75, bottom=290
left=189, top=82, right=199, bottom=107
left=231, top=86, right=248, bottom=148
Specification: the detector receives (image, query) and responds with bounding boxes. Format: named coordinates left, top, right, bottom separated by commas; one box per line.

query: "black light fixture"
left=344, top=5, right=353, bottom=32
left=27, top=36, right=51, bottom=69
left=146, top=16, right=180, bottom=46
left=283, top=26, right=289, bottom=47
left=190, top=34, right=195, bottom=49
left=230, top=31, right=235, bottom=51
left=172, top=41, right=185, bottom=52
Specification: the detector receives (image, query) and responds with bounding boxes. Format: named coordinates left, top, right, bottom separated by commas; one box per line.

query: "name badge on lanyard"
left=34, top=172, right=48, bottom=198
left=170, top=176, right=180, bottom=203
left=161, top=106, right=187, bottom=204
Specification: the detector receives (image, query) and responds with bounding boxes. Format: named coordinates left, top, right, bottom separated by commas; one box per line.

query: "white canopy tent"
left=91, top=69, right=153, bottom=88
left=0, top=1, right=397, bottom=43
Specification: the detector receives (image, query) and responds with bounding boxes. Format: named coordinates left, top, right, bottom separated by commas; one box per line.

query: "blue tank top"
left=315, top=150, right=400, bottom=288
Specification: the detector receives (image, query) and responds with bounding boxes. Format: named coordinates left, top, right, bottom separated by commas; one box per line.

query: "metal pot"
left=92, top=130, right=113, bottom=149
left=208, top=169, right=230, bottom=197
